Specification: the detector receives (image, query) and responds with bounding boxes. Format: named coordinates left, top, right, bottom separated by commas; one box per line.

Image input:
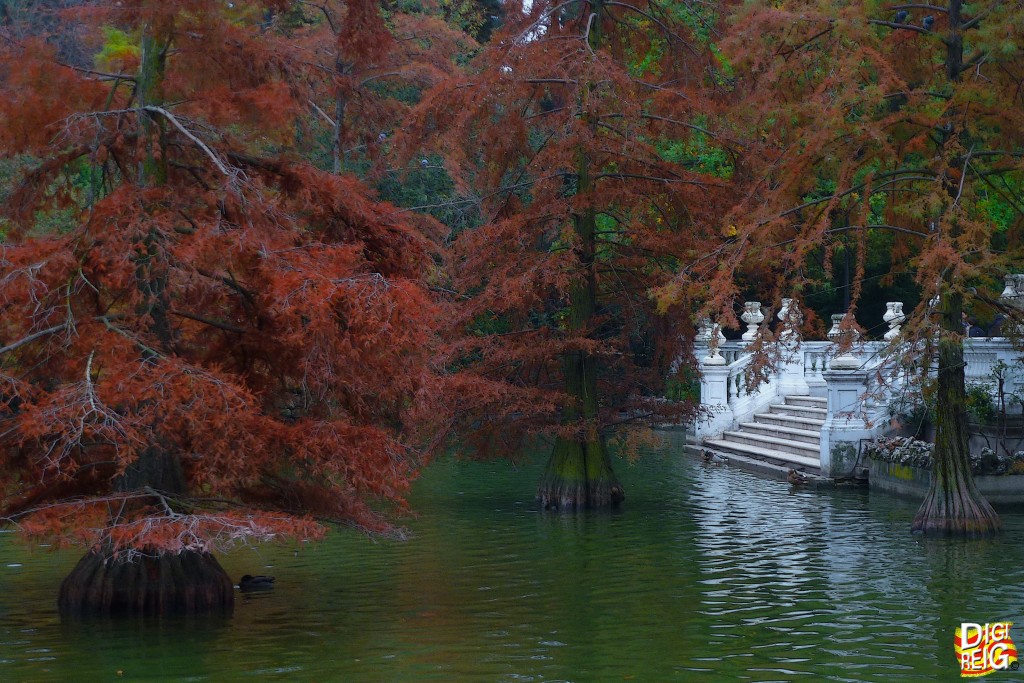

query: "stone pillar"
left=696, top=356, right=733, bottom=441
left=820, top=360, right=869, bottom=477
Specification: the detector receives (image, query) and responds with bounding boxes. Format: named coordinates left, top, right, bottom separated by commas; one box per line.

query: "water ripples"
left=2, top=433, right=1024, bottom=680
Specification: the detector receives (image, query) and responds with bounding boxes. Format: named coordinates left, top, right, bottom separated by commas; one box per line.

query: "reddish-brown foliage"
left=711, top=0, right=1024, bottom=533
left=708, top=0, right=1024, bottom=324
left=0, top=1, right=444, bottom=554
left=399, top=0, right=735, bottom=462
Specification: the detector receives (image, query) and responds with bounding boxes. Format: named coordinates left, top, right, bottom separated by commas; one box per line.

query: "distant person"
left=963, top=312, right=985, bottom=337
left=988, top=314, right=1006, bottom=337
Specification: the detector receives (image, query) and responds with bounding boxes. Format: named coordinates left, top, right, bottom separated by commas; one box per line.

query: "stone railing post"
left=883, top=301, right=905, bottom=341
left=741, top=301, right=764, bottom=343
left=695, top=351, right=734, bottom=440
left=777, top=297, right=809, bottom=396
left=820, top=355, right=869, bottom=477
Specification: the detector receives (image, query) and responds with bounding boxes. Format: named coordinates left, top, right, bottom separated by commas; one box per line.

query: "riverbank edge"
left=678, top=442, right=860, bottom=490
left=869, top=460, right=1024, bottom=504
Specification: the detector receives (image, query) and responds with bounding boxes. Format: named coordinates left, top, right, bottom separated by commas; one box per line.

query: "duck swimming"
left=701, top=449, right=725, bottom=465
left=239, top=574, right=276, bottom=591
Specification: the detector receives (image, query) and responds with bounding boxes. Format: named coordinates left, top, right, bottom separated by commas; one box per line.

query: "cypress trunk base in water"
left=911, top=319, right=1001, bottom=537
left=537, top=437, right=624, bottom=509
left=58, top=547, right=234, bottom=616
left=913, top=483, right=999, bottom=536
left=911, top=478, right=1001, bottom=537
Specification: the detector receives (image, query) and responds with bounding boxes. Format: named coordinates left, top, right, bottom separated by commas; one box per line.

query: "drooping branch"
left=887, top=3, right=949, bottom=13
left=0, top=323, right=69, bottom=356
left=867, top=19, right=935, bottom=35
left=142, top=106, right=237, bottom=181
left=168, top=309, right=246, bottom=334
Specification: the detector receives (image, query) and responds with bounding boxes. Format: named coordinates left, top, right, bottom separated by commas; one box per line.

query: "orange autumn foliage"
left=398, top=0, right=735, bottom=459
left=0, top=1, right=445, bottom=554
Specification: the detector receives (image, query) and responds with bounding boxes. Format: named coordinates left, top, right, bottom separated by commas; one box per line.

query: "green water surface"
left=2, top=432, right=1022, bottom=681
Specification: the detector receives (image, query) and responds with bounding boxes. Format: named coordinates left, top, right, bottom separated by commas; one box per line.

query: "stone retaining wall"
left=870, top=460, right=1024, bottom=505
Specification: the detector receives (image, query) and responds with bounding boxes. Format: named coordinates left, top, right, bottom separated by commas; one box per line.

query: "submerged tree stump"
left=58, top=548, right=234, bottom=616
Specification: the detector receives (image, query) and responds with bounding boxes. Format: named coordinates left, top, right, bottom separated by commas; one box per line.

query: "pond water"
left=2, top=431, right=1023, bottom=682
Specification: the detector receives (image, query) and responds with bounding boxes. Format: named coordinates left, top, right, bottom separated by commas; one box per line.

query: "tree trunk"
left=58, top=547, right=234, bottom=617
left=538, top=341, right=624, bottom=509
left=911, top=290, right=1000, bottom=535
left=911, top=0, right=1000, bottom=535
left=538, top=434, right=624, bottom=509
left=536, top=82, right=623, bottom=507
left=332, top=57, right=348, bottom=175
left=58, top=25, right=238, bottom=615
left=137, top=32, right=168, bottom=185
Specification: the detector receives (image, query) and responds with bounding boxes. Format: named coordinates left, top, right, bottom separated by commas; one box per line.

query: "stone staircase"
left=700, top=395, right=826, bottom=474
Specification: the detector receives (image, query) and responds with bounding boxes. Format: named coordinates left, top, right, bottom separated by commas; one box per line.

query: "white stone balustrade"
left=693, top=292, right=1024, bottom=478
left=1000, top=275, right=1024, bottom=335
left=883, top=301, right=905, bottom=341
left=741, top=302, right=764, bottom=342
left=777, top=298, right=809, bottom=396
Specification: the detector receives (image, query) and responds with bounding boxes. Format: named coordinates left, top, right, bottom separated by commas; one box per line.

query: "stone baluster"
left=777, top=297, right=803, bottom=344
left=694, top=317, right=713, bottom=357
left=695, top=317, right=727, bottom=365
left=999, top=274, right=1024, bottom=303
left=827, top=314, right=843, bottom=341
left=1000, top=274, right=1019, bottom=302
left=829, top=312, right=860, bottom=369
left=999, top=275, right=1023, bottom=336
left=883, top=301, right=905, bottom=341
left=740, top=301, right=764, bottom=343
left=777, top=297, right=808, bottom=396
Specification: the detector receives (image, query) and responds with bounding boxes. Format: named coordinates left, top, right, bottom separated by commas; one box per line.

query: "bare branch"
left=887, top=3, right=948, bottom=13
left=308, top=99, right=336, bottom=127
left=868, top=19, right=935, bottom=35
left=142, top=106, right=237, bottom=181
left=0, top=323, right=68, bottom=356
left=169, top=308, right=246, bottom=334
left=58, top=62, right=136, bottom=82
left=962, top=0, right=1004, bottom=30
left=952, top=144, right=974, bottom=208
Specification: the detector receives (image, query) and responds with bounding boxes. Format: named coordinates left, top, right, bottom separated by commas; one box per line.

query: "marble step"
left=701, top=438, right=821, bottom=471
left=719, top=430, right=820, bottom=458
left=738, top=421, right=822, bottom=445
left=684, top=444, right=830, bottom=484
left=752, top=412, right=825, bottom=431
left=768, top=403, right=828, bottom=420
left=784, top=395, right=827, bottom=408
